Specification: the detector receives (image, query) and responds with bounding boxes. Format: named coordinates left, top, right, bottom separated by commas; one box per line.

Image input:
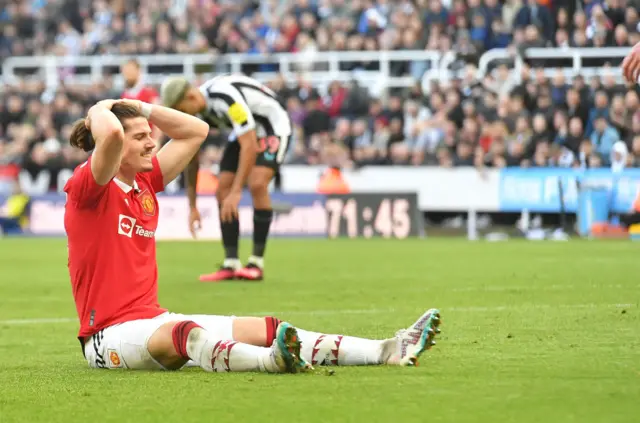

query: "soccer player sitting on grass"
left=64, top=99, right=441, bottom=372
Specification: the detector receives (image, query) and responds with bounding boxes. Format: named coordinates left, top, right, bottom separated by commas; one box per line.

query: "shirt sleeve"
left=63, top=156, right=109, bottom=209
left=205, top=83, right=256, bottom=137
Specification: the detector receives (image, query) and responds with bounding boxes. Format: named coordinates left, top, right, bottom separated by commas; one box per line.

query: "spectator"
left=0, top=0, right=638, bottom=192
left=586, top=90, right=611, bottom=136
left=564, top=116, right=586, bottom=155
left=611, top=140, right=629, bottom=173
left=302, top=94, right=331, bottom=141
left=324, top=82, right=348, bottom=119
left=566, top=88, right=590, bottom=128
left=514, top=0, right=554, bottom=43
left=590, top=116, right=620, bottom=161
left=609, top=94, right=630, bottom=139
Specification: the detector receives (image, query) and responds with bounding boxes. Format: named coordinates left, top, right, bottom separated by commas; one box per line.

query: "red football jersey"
left=121, top=85, right=158, bottom=104
left=64, top=156, right=167, bottom=339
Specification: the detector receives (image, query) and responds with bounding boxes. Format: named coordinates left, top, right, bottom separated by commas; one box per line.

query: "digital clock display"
left=325, top=193, right=422, bottom=239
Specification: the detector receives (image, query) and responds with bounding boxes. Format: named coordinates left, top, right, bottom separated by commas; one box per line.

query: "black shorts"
left=219, top=135, right=291, bottom=173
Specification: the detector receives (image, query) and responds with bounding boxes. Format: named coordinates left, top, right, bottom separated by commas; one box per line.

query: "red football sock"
left=264, top=316, right=282, bottom=347
left=172, top=321, right=203, bottom=360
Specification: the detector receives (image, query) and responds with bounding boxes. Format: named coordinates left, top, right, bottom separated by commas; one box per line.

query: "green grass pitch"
left=0, top=238, right=638, bottom=423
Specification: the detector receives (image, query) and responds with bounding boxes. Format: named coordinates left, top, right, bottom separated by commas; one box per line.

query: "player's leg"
left=200, top=142, right=241, bottom=282
left=82, top=317, right=182, bottom=371
left=231, top=316, right=389, bottom=365
left=273, top=168, right=282, bottom=191
left=236, top=135, right=291, bottom=281
left=290, top=309, right=441, bottom=367
left=146, top=318, right=309, bottom=373
left=191, top=309, right=441, bottom=367
left=234, top=165, right=274, bottom=280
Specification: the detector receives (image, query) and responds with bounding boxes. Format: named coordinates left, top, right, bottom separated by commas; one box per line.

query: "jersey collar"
left=113, top=177, right=140, bottom=193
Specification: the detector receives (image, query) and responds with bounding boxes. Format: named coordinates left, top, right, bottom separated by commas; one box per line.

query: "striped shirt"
left=198, top=74, right=292, bottom=139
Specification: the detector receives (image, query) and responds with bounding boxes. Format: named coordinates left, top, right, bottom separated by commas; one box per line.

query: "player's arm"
left=149, top=91, right=165, bottom=141
left=185, top=153, right=199, bottom=209
left=151, top=124, right=164, bottom=141
left=148, top=104, right=210, bottom=186
left=87, top=100, right=126, bottom=185
left=185, top=152, right=201, bottom=238
left=219, top=91, right=258, bottom=194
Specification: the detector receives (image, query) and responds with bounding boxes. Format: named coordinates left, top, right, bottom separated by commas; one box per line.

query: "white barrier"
left=1, top=50, right=444, bottom=95
left=2, top=47, right=632, bottom=94
left=28, top=194, right=328, bottom=240
left=281, top=166, right=501, bottom=211
left=280, top=166, right=640, bottom=214
left=478, top=47, right=631, bottom=80
left=20, top=166, right=640, bottom=241
left=19, top=165, right=640, bottom=213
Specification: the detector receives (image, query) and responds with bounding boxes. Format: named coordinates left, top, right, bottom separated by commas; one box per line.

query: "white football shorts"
left=83, top=312, right=236, bottom=370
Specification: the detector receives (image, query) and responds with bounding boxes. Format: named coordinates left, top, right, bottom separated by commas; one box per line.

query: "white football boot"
left=384, top=308, right=441, bottom=366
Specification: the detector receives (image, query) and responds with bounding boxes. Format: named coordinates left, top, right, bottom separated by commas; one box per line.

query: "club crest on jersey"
left=108, top=350, right=122, bottom=368
left=138, top=190, right=156, bottom=216
left=118, top=214, right=136, bottom=238
left=228, top=102, right=248, bottom=125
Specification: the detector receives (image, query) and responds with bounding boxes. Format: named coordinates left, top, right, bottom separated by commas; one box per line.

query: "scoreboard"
left=325, top=193, right=423, bottom=239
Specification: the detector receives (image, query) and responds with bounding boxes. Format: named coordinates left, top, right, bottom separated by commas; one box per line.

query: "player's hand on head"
left=86, top=100, right=119, bottom=124
left=188, top=207, right=202, bottom=239
left=117, top=98, right=143, bottom=112
left=96, top=99, right=120, bottom=110
left=220, top=191, right=241, bottom=223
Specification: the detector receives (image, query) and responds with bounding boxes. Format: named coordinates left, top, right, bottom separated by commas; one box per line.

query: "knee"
left=248, top=179, right=269, bottom=198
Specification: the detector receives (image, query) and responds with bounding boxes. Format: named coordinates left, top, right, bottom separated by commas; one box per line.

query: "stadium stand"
left=1, top=0, right=640, bottom=197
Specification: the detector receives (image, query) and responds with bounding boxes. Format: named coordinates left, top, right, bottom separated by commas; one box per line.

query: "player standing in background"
left=62, top=98, right=441, bottom=372
left=160, top=74, right=292, bottom=282
left=120, top=59, right=163, bottom=147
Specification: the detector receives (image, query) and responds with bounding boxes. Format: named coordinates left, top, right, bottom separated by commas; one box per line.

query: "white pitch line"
left=0, top=304, right=634, bottom=326
left=449, top=303, right=634, bottom=312
left=0, top=317, right=78, bottom=325
left=450, top=284, right=638, bottom=292
left=249, top=308, right=396, bottom=317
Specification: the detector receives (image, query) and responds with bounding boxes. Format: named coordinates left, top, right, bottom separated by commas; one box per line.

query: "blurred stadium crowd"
left=1, top=0, right=640, bottom=195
